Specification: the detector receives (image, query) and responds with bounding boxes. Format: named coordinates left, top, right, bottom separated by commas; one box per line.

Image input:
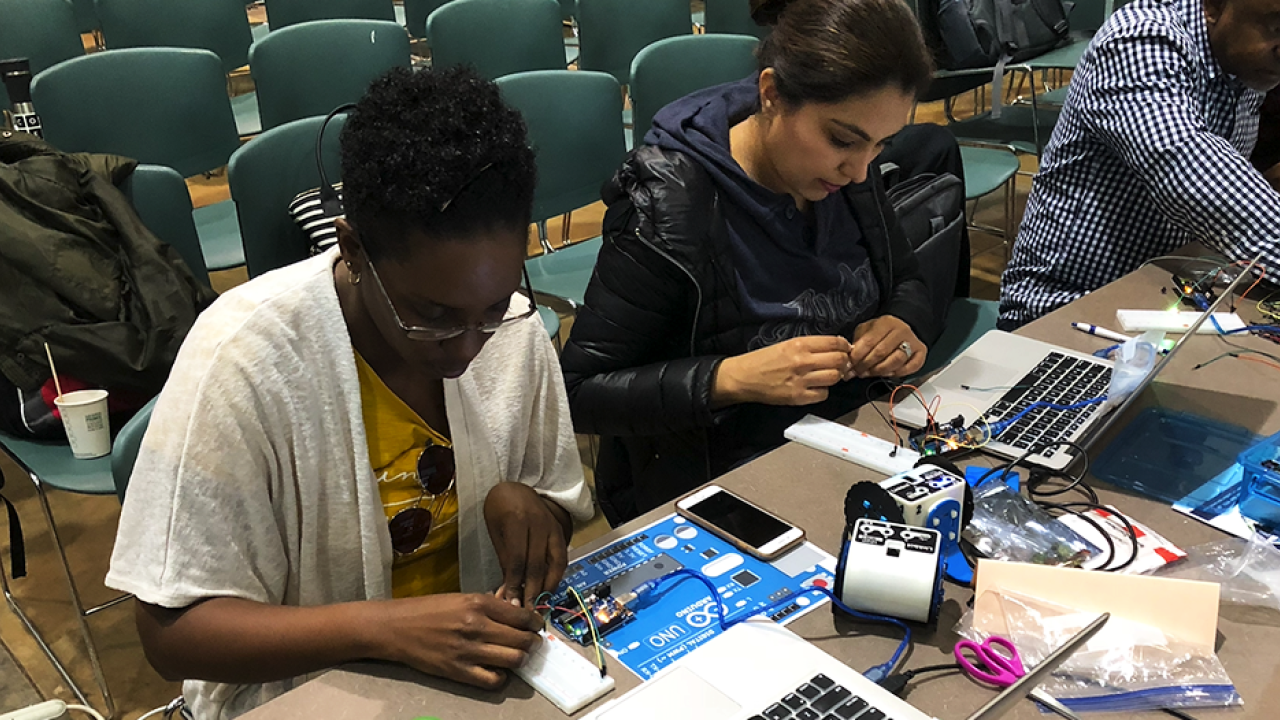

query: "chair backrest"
left=1070, top=0, right=1110, bottom=35
left=264, top=0, right=395, bottom=30
left=249, top=19, right=410, bottom=131
left=403, top=0, right=452, bottom=38
left=70, top=0, right=99, bottom=33
left=31, top=48, right=242, bottom=178
left=228, top=114, right=346, bottom=277
left=94, top=0, right=254, bottom=75
left=703, top=0, right=768, bottom=38
left=496, top=70, right=625, bottom=222
left=120, top=164, right=211, bottom=286
left=426, top=0, right=564, bottom=81
left=0, top=0, right=85, bottom=109
left=574, top=0, right=691, bottom=85
left=629, top=34, right=758, bottom=147
left=111, top=396, right=157, bottom=502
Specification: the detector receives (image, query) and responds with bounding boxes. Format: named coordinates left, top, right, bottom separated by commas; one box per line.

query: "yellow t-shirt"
left=355, top=351, right=461, bottom=599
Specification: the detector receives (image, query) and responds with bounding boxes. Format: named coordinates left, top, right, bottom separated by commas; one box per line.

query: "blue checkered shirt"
left=999, top=0, right=1278, bottom=328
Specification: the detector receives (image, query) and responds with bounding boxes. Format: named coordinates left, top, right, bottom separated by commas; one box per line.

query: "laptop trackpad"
left=595, top=666, right=742, bottom=720
left=936, top=356, right=1024, bottom=389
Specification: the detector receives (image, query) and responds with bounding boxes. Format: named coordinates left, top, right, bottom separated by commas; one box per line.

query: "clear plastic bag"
left=955, top=589, right=1240, bottom=712
left=1103, top=330, right=1163, bottom=411
left=963, top=479, right=1102, bottom=566
left=1155, top=532, right=1280, bottom=611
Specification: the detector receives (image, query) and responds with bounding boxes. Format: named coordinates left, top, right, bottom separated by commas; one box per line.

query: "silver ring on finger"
left=898, top=341, right=914, bottom=360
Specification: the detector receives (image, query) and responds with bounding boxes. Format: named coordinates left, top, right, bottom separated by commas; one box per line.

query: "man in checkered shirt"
left=999, top=0, right=1280, bottom=329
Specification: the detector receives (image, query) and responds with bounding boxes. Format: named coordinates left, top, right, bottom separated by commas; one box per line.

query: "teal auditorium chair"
left=249, top=20, right=410, bottom=131
left=94, top=0, right=252, bottom=75
left=70, top=0, right=99, bottom=34
left=93, top=0, right=262, bottom=135
left=0, top=399, right=156, bottom=720
left=703, top=0, right=769, bottom=38
left=628, top=34, right=759, bottom=148
left=404, top=0, right=451, bottom=38
left=228, top=114, right=345, bottom=278
left=121, top=165, right=212, bottom=286
left=574, top=0, right=691, bottom=85
left=959, top=144, right=1021, bottom=260
left=110, top=396, right=156, bottom=502
left=263, top=0, right=395, bottom=29
left=31, top=48, right=247, bottom=271
left=497, top=70, right=626, bottom=310
left=426, top=0, right=565, bottom=81
left=0, top=0, right=85, bottom=111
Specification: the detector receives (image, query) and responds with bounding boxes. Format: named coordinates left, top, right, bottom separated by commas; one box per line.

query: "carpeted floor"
left=0, top=639, right=41, bottom=711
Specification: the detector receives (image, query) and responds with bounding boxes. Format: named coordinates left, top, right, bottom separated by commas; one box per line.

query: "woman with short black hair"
left=108, top=66, right=591, bottom=719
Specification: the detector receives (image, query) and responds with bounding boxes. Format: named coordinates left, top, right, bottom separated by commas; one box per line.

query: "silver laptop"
left=583, top=613, right=1109, bottom=720
left=894, top=257, right=1260, bottom=470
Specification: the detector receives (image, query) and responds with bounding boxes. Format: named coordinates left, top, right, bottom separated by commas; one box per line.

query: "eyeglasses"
left=365, top=258, right=538, bottom=342
left=387, top=441, right=456, bottom=555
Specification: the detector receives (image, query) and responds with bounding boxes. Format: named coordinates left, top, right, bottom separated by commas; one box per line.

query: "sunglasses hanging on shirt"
left=387, top=441, right=457, bottom=555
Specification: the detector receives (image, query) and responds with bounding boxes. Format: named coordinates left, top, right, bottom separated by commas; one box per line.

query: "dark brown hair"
left=751, top=0, right=933, bottom=105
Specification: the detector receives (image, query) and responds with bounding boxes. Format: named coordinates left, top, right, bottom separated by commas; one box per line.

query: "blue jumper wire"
left=987, top=396, right=1108, bottom=437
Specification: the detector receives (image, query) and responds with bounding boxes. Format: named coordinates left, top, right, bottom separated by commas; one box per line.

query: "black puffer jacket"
left=560, top=146, right=940, bottom=525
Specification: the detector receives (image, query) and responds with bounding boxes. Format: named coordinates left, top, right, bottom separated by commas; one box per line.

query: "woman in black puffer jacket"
left=561, top=0, right=955, bottom=525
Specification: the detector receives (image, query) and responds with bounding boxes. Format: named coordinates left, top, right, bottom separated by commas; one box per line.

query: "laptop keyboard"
left=749, top=673, right=890, bottom=720
left=980, top=352, right=1111, bottom=458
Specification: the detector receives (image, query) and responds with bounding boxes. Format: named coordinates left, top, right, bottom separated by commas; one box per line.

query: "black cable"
left=877, top=663, right=962, bottom=698
left=1160, top=708, right=1199, bottom=720
left=974, top=440, right=1088, bottom=489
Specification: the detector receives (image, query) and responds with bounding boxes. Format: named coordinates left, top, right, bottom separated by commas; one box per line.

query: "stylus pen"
left=1071, top=322, right=1133, bottom=344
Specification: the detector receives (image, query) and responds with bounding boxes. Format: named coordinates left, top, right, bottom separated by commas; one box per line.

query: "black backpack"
left=921, top=0, right=1073, bottom=70
left=885, top=171, right=966, bottom=327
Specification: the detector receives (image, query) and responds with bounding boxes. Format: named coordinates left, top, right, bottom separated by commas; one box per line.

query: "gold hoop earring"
left=345, top=262, right=361, bottom=285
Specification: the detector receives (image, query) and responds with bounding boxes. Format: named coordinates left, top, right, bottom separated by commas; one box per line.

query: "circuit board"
left=548, top=513, right=836, bottom=680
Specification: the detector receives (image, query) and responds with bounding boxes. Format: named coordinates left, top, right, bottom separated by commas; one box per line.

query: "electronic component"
left=552, top=588, right=635, bottom=645
left=610, top=554, right=685, bottom=596
left=514, top=629, right=615, bottom=714
left=907, top=414, right=987, bottom=456
left=785, top=414, right=920, bottom=476
left=1171, top=272, right=1216, bottom=310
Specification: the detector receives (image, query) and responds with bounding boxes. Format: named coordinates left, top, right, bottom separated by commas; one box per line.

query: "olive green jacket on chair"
left=0, top=130, right=215, bottom=397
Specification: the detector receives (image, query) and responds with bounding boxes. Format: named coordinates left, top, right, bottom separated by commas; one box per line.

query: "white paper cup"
left=54, top=389, right=112, bottom=459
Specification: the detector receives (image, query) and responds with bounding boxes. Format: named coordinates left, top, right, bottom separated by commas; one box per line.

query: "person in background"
left=1254, top=87, right=1280, bottom=189
left=106, top=67, right=591, bottom=719
left=560, top=0, right=953, bottom=525
left=999, top=0, right=1280, bottom=329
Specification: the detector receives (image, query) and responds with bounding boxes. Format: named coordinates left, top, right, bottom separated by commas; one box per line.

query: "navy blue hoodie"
left=646, top=75, right=880, bottom=350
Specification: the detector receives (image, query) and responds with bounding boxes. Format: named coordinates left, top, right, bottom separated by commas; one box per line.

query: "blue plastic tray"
left=1092, top=407, right=1258, bottom=503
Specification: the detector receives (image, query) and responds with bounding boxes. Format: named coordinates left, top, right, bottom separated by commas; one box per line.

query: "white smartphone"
left=674, top=485, right=805, bottom=560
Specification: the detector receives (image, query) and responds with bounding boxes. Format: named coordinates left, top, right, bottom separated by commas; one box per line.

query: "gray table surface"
left=242, top=261, right=1280, bottom=719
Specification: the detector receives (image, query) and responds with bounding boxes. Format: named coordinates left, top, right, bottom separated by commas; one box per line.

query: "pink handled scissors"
left=955, top=636, right=1081, bottom=720
left=955, top=636, right=1025, bottom=686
